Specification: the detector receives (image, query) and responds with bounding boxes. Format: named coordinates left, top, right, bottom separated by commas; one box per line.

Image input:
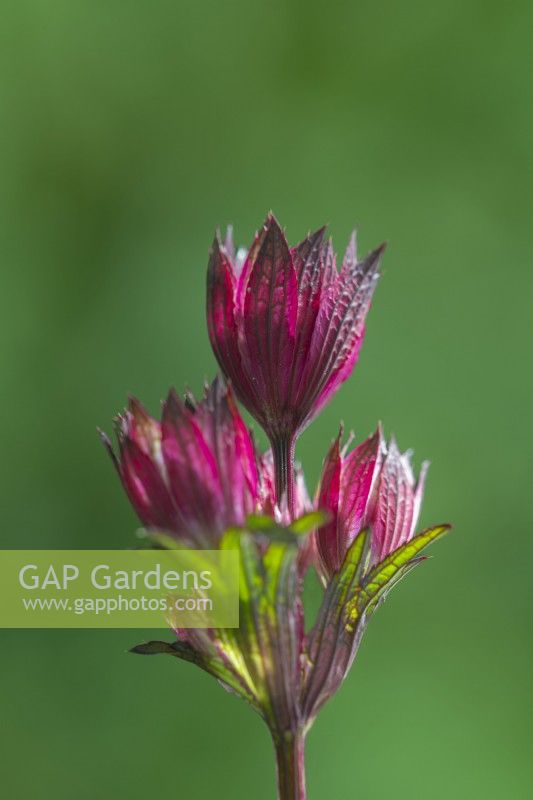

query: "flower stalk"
left=271, top=433, right=296, bottom=518
left=273, top=731, right=306, bottom=800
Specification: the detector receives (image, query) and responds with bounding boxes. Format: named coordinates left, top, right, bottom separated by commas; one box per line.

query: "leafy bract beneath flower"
left=133, top=525, right=306, bottom=734
left=302, top=523, right=450, bottom=718
left=131, top=519, right=450, bottom=733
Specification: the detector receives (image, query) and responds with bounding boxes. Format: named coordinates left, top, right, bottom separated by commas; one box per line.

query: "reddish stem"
left=273, top=731, right=306, bottom=800
left=271, top=434, right=296, bottom=519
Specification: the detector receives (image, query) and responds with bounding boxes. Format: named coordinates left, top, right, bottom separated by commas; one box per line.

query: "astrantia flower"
left=315, top=428, right=429, bottom=581
left=206, top=214, right=385, bottom=511
left=101, top=376, right=302, bottom=546
left=302, top=430, right=448, bottom=718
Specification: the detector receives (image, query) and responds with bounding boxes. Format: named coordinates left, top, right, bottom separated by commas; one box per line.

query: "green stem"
left=271, top=434, right=296, bottom=519
left=273, top=731, right=306, bottom=800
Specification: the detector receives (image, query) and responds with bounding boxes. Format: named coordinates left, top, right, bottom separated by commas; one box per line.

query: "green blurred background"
left=1, top=1, right=531, bottom=797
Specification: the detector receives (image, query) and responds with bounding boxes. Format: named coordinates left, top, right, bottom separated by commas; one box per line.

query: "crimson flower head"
left=207, top=214, right=385, bottom=510
left=315, top=427, right=429, bottom=581
left=101, top=377, right=282, bottom=546
left=302, top=430, right=447, bottom=720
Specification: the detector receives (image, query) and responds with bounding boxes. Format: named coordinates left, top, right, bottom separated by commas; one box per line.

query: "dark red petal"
left=315, top=428, right=383, bottom=580
left=338, top=428, right=383, bottom=542
left=225, top=383, right=260, bottom=514
left=342, top=230, right=357, bottom=273
left=120, top=437, right=178, bottom=531
left=206, top=236, right=257, bottom=412
left=242, top=215, right=298, bottom=422
left=126, top=396, right=162, bottom=459
left=315, top=433, right=343, bottom=577
left=235, top=226, right=265, bottom=310
left=291, top=226, right=327, bottom=286
left=195, top=377, right=260, bottom=525
left=161, top=390, right=223, bottom=541
left=305, top=326, right=364, bottom=424
left=289, top=228, right=329, bottom=402
left=372, top=438, right=418, bottom=562
left=322, top=237, right=337, bottom=288
left=300, top=242, right=385, bottom=428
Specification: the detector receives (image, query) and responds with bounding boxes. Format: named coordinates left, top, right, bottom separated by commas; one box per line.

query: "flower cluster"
left=102, top=215, right=450, bottom=800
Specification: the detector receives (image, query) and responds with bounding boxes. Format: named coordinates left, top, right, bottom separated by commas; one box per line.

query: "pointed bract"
left=315, top=428, right=383, bottom=581
left=242, top=216, right=298, bottom=427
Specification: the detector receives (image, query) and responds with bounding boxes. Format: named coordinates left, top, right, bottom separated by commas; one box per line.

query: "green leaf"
left=356, top=524, right=451, bottom=615
left=245, top=514, right=278, bottom=531
left=131, top=636, right=258, bottom=706
left=132, top=527, right=317, bottom=729
left=289, top=510, right=330, bottom=535
left=302, top=530, right=370, bottom=717
left=303, top=525, right=451, bottom=719
left=222, top=529, right=303, bottom=729
left=140, top=530, right=191, bottom=551
left=241, top=517, right=303, bottom=546
left=130, top=640, right=178, bottom=656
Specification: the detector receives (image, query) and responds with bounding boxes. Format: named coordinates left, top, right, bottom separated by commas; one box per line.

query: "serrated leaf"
left=356, top=524, right=451, bottom=614
left=363, top=557, right=427, bottom=616
left=303, top=525, right=450, bottom=719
